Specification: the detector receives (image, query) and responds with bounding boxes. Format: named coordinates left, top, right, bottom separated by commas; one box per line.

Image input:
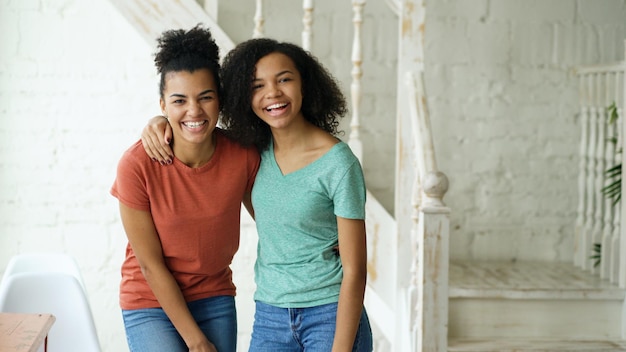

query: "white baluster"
left=617, top=40, right=626, bottom=288
left=302, top=0, right=314, bottom=51
left=611, top=199, right=621, bottom=283
left=583, top=74, right=598, bottom=271
left=253, top=0, right=264, bottom=38
left=575, top=74, right=589, bottom=267
left=592, top=73, right=607, bottom=275
left=601, top=73, right=615, bottom=279
left=348, top=0, right=365, bottom=161
left=611, top=70, right=624, bottom=285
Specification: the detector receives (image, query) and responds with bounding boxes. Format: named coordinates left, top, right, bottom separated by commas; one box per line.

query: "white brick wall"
left=0, top=0, right=625, bottom=351
left=0, top=0, right=159, bottom=350
left=426, top=0, right=626, bottom=262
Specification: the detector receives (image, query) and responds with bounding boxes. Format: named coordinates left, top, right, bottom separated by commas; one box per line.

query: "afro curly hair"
left=220, top=38, right=347, bottom=150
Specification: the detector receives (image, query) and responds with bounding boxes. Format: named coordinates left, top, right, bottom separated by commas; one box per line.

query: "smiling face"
left=160, top=69, right=219, bottom=148
left=251, top=52, right=304, bottom=131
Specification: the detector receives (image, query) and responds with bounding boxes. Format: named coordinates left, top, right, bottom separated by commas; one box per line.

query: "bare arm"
left=332, top=217, right=368, bottom=352
left=119, top=203, right=216, bottom=352
left=140, top=115, right=173, bottom=164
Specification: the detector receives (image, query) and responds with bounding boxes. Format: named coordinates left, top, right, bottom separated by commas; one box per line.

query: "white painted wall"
left=0, top=0, right=625, bottom=351
left=425, top=1, right=626, bottom=262
left=0, top=1, right=156, bottom=351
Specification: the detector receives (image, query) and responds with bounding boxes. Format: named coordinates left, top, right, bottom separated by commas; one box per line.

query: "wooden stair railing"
left=405, top=70, right=450, bottom=352
left=574, top=41, right=625, bottom=288
left=108, top=0, right=234, bottom=56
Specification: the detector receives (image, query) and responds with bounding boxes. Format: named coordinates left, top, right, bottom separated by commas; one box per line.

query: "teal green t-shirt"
left=251, top=140, right=366, bottom=308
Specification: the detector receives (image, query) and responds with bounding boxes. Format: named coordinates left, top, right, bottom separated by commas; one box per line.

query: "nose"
left=187, top=100, right=201, bottom=116
left=265, top=82, right=282, bottom=98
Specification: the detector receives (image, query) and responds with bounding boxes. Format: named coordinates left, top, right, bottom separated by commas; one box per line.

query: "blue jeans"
left=249, top=301, right=373, bottom=352
left=122, top=295, right=237, bottom=352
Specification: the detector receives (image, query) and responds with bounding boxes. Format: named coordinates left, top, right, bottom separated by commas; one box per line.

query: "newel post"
left=413, top=170, right=450, bottom=352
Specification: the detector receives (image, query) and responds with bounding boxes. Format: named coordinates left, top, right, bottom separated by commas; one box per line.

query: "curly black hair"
left=154, top=24, right=221, bottom=101
left=220, top=38, right=347, bottom=150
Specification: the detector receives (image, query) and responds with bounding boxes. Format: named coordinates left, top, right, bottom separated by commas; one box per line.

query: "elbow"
left=343, top=266, right=368, bottom=289
left=138, top=261, right=158, bottom=282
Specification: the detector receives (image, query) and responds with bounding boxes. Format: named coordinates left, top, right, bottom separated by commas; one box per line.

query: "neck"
left=271, top=119, right=315, bottom=152
left=172, top=133, right=216, bottom=168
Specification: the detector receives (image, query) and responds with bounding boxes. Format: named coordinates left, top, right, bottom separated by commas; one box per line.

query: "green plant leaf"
left=602, top=101, right=621, bottom=207
left=591, top=243, right=602, bottom=268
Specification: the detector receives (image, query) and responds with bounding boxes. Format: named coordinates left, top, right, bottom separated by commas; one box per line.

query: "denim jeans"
left=248, top=301, right=373, bottom=352
left=122, top=295, right=237, bottom=352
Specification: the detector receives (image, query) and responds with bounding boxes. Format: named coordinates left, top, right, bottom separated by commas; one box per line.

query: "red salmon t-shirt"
left=110, top=129, right=259, bottom=310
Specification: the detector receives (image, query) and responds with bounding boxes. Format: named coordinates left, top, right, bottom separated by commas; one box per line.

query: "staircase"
left=107, top=0, right=626, bottom=351
left=447, top=54, right=626, bottom=351
left=448, top=261, right=626, bottom=351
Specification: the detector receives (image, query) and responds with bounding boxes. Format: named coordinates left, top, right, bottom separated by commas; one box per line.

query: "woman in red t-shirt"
left=110, top=25, right=259, bottom=352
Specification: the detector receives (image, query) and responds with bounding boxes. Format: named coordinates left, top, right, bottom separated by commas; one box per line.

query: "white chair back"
left=1, top=252, right=87, bottom=292
left=0, top=272, right=101, bottom=352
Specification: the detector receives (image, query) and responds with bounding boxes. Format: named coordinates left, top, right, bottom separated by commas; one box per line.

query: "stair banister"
left=609, top=66, right=626, bottom=283
left=575, top=74, right=589, bottom=267
left=394, top=0, right=452, bottom=350
left=621, top=40, right=626, bottom=289
left=405, top=69, right=450, bottom=352
left=253, top=0, right=264, bottom=38
left=592, top=74, right=608, bottom=275
left=576, top=59, right=625, bottom=285
left=583, top=73, right=598, bottom=271
left=108, top=0, right=234, bottom=56
left=611, top=128, right=621, bottom=284
left=348, top=0, right=365, bottom=162
left=302, top=0, right=314, bottom=51
left=576, top=54, right=625, bottom=285
left=602, top=72, right=617, bottom=280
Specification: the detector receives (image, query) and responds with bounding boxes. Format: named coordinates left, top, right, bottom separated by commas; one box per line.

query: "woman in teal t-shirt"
left=225, top=38, right=372, bottom=352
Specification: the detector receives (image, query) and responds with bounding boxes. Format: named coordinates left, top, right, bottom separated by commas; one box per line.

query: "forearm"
left=143, top=265, right=207, bottom=348
left=332, top=273, right=367, bottom=352
left=119, top=204, right=212, bottom=350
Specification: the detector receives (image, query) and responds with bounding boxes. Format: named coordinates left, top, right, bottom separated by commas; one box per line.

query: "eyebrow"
left=252, top=70, right=294, bottom=82
left=168, top=89, right=215, bottom=98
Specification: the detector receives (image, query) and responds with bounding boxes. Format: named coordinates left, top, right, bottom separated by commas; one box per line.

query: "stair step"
left=448, top=338, right=626, bottom=352
left=448, top=260, right=625, bottom=340
left=449, top=260, right=625, bottom=300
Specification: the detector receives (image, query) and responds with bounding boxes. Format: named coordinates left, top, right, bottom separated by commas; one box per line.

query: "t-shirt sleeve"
left=333, top=158, right=366, bottom=220
left=110, top=149, right=150, bottom=211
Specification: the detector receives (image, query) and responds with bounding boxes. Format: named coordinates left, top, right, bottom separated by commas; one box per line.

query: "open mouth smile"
left=182, top=120, right=208, bottom=129
left=265, top=103, right=288, bottom=112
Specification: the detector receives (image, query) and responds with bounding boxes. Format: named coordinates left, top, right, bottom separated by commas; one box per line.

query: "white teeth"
left=183, top=121, right=206, bottom=128
left=266, top=103, right=287, bottom=111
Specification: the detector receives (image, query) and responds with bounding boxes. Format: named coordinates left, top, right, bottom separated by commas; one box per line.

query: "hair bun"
left=154, top=24, right=220, bottom=74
